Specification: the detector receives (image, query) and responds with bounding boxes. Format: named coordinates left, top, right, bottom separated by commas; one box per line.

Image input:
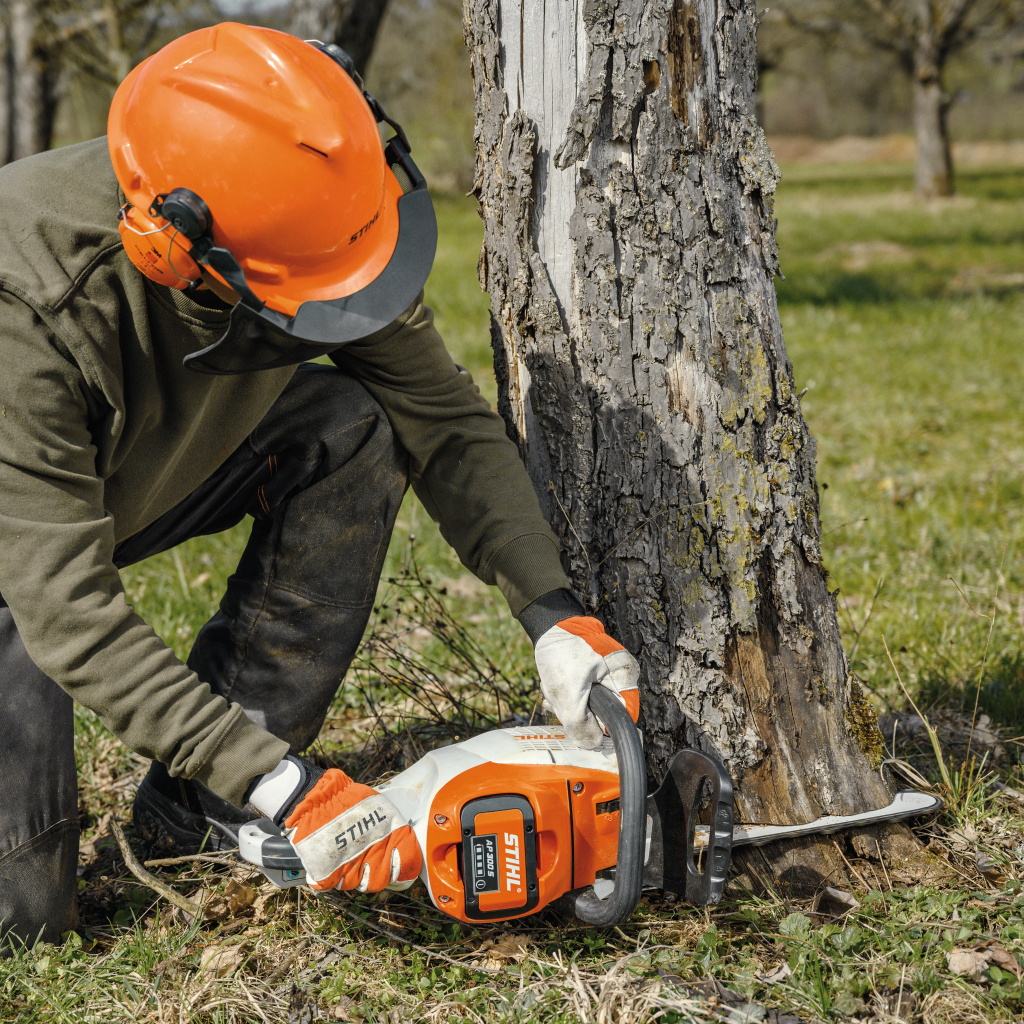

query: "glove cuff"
left=245, top=754, right=325, bottom=823
left=517, top=588, right=586, bottom=645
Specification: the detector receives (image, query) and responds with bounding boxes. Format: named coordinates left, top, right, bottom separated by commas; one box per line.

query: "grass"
left=777, top=164, right=1024, bottom=729
left=5, top=165, right=1024, bottom=1022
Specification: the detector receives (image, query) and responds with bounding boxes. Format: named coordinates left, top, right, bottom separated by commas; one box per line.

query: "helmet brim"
left=183, top=154, right=437, bottom=375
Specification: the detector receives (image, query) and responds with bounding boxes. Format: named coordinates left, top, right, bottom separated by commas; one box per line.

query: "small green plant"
left=884, top=632, right=956, bottom=792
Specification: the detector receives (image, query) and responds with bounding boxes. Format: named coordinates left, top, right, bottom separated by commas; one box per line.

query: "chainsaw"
left=239, top=688, right=942, bottom=927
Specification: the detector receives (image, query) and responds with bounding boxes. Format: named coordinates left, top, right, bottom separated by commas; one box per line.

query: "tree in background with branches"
left=1, top=0, right=218, bottom=166
left=287, top=0, right=390, bottom=78
left=773, top=0, right=1024, bottom=197
left=1, top=0, right=62, bottom=163
left=0, top=0, right=393, bottom=168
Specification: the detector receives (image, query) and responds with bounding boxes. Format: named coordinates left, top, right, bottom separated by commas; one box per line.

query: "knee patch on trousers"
left=0, top=818, right=79, bottom=952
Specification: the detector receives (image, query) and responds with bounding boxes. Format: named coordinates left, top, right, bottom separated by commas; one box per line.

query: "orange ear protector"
left=117, top=188, right=212, bottom=290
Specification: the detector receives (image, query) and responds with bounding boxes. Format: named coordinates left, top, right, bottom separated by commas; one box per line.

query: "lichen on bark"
left=845, top=674, right=886, bottom=770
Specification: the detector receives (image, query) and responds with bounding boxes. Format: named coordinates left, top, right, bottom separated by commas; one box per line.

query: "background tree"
left=462, top=0, right=934, bottom=891
left=53, top=0, right=215, bottom=90
left=773, top=0, right=1024, bottom=197
left=0, top=0, right=392, bottom=168
left=752, top=7, right=804, bottom=127
left=1, top=0, right=61, bottom=164
left=0, top=0, right=217, bottom=167
left=286, top=0, right=391, bottom=78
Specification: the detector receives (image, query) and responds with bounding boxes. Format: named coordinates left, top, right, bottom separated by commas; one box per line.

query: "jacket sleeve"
left=0, top=291, right=288, bottom=805
left=330, top=293, right=571, bottom=615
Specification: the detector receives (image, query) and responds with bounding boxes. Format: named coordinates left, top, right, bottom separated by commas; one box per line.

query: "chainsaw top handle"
left=558, top=684, right=646, bottom=928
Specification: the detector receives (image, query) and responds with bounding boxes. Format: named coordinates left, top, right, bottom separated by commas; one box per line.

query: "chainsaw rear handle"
left=557, top=683, right=646, bottom=928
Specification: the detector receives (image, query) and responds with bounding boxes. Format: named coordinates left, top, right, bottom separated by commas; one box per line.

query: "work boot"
left=132, top=761, right=260, bottom=856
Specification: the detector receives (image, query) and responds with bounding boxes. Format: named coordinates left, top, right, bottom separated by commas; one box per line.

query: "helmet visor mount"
left=182, top=135, right=437, bottom=375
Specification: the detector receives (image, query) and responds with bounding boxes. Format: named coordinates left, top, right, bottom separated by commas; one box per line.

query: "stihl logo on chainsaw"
left=334, top=807, right=388, bottom=849
left=504, top=832, right=521, bottom=891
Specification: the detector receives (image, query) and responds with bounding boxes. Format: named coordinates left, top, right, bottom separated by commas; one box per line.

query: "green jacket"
left=0, top=138, right=569, bottom=805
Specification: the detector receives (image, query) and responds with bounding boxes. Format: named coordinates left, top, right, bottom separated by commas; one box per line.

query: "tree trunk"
left=287, top=0, right=391, bottom=77
left=4, top=0, right=58, bottom=165
left=102, top=0, right=131, bottom=85
left=464, top=0, right=906, bottom=893
left=912, top=64, right=953, bottom=198
left=1, top=10, right=12, bottom=165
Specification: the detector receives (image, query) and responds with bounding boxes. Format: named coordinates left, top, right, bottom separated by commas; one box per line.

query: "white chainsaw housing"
left=381, top=726, right=621, bottom=904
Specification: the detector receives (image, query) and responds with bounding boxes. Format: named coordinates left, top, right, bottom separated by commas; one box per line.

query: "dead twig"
left=960, top=546, right=1004, bottom=768
left=143, top=852, right=238, bottom=868
left=883, top=635, right=953, bottom=791
left=846, top=573, right=885, bottom=667
left=298, top=918, right=376, bottom=963
left=313, top=890, right=501, bottom=974
left=832, top=839, right=872, bottom=892
left=265, top=938, right=310, bottom=984
left=110, top=818, right=203, bottom=917
left=875, top=837, right=893, bottom=891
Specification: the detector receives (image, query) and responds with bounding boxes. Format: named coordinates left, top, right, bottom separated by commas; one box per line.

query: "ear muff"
left=117, top=196, right=204, bottom=290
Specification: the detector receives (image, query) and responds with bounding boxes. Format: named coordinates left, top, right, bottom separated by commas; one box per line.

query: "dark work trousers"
left=0, top=364, right=408, bottom=948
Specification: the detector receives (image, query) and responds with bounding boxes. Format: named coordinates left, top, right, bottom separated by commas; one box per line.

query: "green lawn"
left=776, top=164, right=1024, bottom=724
left=7, top=164, right=1024, bottom=1022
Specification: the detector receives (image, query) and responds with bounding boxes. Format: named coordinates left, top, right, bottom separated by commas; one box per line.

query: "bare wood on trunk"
left=464, top=0, right=911, bottom=892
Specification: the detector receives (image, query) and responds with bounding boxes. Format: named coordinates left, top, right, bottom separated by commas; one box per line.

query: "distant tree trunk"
left=465, top=0, right=918, bottom=893
left=101, top=0, right=132, bottom=85
left=912, top=61, right=953, bottom=198
left=2, top=0, right=59, bottom=165
left=288, top=0, right=390, bottom=77
left=1, top=13, right=12, bottom=164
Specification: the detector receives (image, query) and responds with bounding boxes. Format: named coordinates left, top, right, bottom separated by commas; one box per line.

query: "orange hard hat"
left=107, top=23, right=436, bottom=373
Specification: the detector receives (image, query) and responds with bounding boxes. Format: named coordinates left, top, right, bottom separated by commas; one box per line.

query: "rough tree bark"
left=287, top=0, right=391, bottom=77
left=464, top=0, right=917, bottom=892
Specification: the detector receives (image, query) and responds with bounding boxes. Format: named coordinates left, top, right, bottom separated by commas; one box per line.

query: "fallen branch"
left=110, top=818, right=203, bottom=917
left=144, top=852, right=238, bottom=868
left=312, top=890, right=501, bottom=975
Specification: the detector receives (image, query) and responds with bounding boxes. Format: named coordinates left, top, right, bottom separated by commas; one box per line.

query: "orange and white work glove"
left=247, top=756, right=421, bottom=892
left=533, top=613, right=640, bottom=749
